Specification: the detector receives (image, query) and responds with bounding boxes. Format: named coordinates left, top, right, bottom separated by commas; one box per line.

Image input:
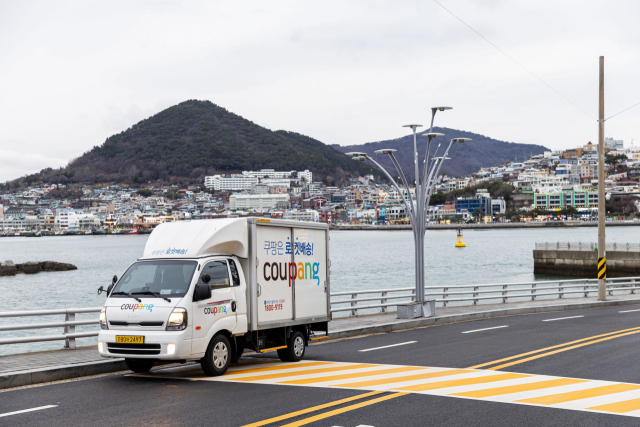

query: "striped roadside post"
left=598, top=257, right=606, bottom=281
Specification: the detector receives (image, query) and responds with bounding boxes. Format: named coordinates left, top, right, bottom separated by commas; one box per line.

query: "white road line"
left=0, top=405, right=58, bottom=418
left=461, top=325, right=508, bottom=334
left=619, top=309, right=640, bottom=313
left=542, top=315, right=585, bottom=322
left=358, top=341, right=417, bottom=352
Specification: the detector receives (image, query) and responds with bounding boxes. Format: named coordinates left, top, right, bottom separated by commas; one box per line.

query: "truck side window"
left=228, top=260, right=240, bottom=286
left=202, top=261, right=230, bottom=289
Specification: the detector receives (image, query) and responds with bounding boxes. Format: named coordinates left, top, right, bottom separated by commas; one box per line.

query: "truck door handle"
left=231, top=301, right=237, bottom=312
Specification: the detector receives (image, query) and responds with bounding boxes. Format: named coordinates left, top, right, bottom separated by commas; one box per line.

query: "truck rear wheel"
left=278, top=331, right=305, bottom=362
left=201, top=335, right=231, bottom=376
left=125, top=358, right=154, bottom=373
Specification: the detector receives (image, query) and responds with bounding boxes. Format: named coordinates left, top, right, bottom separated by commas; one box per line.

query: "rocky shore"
left=0, top=260, right=77, bottom=276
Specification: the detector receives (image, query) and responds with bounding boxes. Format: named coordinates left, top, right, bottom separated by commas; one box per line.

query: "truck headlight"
left=167, top=308, right=187, bottom=331
left=99, top=307, right=108, bottom=330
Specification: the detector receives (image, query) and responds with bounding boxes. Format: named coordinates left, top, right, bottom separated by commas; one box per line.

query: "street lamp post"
left=346, top=107, right=471, bottom=318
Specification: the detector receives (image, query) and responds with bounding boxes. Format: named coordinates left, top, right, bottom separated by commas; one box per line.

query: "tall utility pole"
left=597, top=56, right=606, bottom=300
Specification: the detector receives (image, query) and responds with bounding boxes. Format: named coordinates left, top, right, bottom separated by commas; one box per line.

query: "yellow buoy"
left=455, top=226, right=466, bottom=247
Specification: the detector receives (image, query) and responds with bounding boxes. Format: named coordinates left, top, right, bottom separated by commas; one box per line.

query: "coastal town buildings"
left=3, top=137, right=640, bottom=234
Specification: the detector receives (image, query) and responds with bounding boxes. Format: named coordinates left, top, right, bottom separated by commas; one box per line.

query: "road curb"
left=328, top=298, right=640, bottom=340
left=0, top=358, right=126, bottom=391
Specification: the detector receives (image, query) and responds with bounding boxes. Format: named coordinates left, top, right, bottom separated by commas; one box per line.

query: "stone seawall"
left=533, top=249, right=640, bottom=277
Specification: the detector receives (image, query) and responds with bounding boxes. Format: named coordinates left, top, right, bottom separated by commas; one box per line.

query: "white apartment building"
left=55, top=209, right=80, bottom=229
left=241, top=169, right=313, bottom=182
left=283, top=209, right=319, bottom=222
left=229, top=194, right=290, bottom=210
left=205, top=175, right=258, bottom=191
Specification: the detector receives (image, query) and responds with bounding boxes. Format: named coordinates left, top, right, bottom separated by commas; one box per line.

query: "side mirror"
left=112, top=275, right=118, bottom=284
left=97, top=286, right=104, bottom=295
left=201, top=274, right=211, bottom=283
left=107, top=283, right=114, bottom=295
left=194, top=283, right=211, bottom=302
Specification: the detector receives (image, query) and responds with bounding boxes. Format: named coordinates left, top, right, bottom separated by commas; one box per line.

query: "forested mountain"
left=20, top=100, right=547, bottom=188
left=41, top=100, right=376, bottom=186
left=334, top=129, right=548, bottom=178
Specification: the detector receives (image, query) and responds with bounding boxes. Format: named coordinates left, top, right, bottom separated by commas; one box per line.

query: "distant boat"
left=125, top=230, right=140, bottom=235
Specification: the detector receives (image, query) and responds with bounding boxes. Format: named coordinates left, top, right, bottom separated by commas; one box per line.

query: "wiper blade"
left=131, top=291, right=172, bottom=303
left=110, top=291, right=142, bottom=302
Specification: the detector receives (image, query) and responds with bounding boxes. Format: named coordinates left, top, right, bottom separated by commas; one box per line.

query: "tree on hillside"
left=137, top=189, right=153, bottom=197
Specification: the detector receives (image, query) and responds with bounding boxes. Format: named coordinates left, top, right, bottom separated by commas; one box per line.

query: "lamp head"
left=345, top=152, right=366, bottom=158
left=432, top=106, right=453, bottom=112
left=422, top=132, right=445, bottom=138
left=374, top=149, right=397, bottom=155
left=402, top=124, right=423, bottom=129
left=452, top=138, right=472, bottom=144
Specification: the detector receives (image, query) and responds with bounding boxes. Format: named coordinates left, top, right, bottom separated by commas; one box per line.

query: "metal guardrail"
left=536, top=242, right=640, bottom=251
left=0, top=307, right=102, bottom=349
left=4, top=276, right=640, bottom=347
left=330, top=277, right=640, bottom=316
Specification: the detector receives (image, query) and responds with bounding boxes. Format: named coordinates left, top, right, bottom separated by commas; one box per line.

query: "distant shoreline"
left=330, top=221, right=640, bottom=230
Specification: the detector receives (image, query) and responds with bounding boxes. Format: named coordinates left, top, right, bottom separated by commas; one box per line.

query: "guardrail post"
left=411, top=289, right=416, bottom=302
left=632, top=279, right=636, bottom=295
left=608, top=280, right=613, bottom=296
left=350, top=293, right=358, bottom=317
left=64, top=312, right=76, bottom=350
left=381, top=291, right=387, bottom=314
left=584, top=281, right=589, bottom=297
left=443, top=288, right=448, bottom=307
left=502, top=285, right=507, bottom=303
left=473, top=286, right=478, bottom=305
left=531, top=283, right=536, bottom=301
left=558, top=282, right=563, bottom=299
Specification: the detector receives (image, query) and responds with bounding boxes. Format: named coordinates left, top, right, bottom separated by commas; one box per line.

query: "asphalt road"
left=3, top=304, right=640, bottom=427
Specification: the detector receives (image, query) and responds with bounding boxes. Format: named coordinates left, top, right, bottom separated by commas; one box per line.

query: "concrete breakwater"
left=332, top=221, right=640, bottom=231
left=0, top=261, right=77, bottom=276
left=533, top=249, right=640, bottom=277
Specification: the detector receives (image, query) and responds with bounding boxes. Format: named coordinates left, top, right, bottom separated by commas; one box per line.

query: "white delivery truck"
left=97, top=218, right=330, bottom=376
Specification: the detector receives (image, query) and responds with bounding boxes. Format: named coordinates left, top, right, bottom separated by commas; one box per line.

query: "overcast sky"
left=2, top=0, right=640, bottom=181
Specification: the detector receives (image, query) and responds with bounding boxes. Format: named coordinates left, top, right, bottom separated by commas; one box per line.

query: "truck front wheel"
left=201, top=335, right=231, bottom=376
left=278, top=331, right=306, bottom=362
left=125, top=358, right=154, bottom=373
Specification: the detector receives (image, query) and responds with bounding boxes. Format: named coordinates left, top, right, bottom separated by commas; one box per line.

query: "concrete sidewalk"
left=3, top=294, right=640, bottom=390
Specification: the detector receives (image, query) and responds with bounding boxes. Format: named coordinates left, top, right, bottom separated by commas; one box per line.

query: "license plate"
left=115, top=335, right=144, bottom=344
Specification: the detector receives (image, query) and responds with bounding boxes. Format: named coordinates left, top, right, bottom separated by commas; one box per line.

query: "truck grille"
left=107, top=343, right=162, bottom=355
left=109, top=321, right=164, bottom=327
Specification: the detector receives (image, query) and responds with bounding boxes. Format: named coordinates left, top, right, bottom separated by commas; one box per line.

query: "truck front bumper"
left=97, top=329, right=193, bottom=360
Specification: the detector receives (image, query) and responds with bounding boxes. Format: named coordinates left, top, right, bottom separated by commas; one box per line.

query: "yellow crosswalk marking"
left=396, top=373, right=531, bottom=392
left=228, top=361, right=334, bottom=376
left=588, top=397, right=640, bottom=413
left=229, top=363, right=378, bottom=382
left=134, top=359, right=640, bottom=418
left=517, top=384, right=640, bottom=405
left=281, top=366, right=427, bottom=385
left=451, top=378, right=587, bottom=398
left=335, top=369, right=473, bottom=389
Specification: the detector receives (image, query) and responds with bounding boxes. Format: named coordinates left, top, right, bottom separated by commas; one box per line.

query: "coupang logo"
left=204, top=305, right=228, bottom=315
left=150, top=247, right=188, bottom=256
left=121, top=303, right=154, bottom=312
left=263, top=261, right=321, bottom=286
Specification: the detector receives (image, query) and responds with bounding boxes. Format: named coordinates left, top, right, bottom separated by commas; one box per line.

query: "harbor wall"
left=533, top=249, right=640, bottom=277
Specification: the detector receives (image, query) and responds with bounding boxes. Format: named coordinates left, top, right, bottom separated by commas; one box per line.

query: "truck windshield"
left=112, top=261, right=198, bottom=298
